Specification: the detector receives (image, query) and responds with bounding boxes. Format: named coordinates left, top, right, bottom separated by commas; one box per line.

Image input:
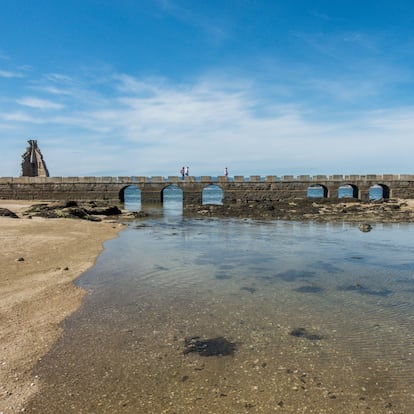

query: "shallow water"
left=27, top=211, right=414, bottom=413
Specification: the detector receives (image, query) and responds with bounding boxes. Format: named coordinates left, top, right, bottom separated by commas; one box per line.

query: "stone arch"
left=369, top=184, right=390, bottom=200
left=120, top=185, right=141, bottom=211
left=119, top=185, right=141, bottom=202
left=338, top=184, right=358, bottom=199
left=307, top=184, right=328, bottom=198
left=161, top=184, right=183, bottom=204
left=202, top=184, right=224, bottom=205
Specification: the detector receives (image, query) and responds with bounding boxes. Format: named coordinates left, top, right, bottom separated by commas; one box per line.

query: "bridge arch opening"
left=121, top=185, right=141, bottom=211
left=338, top=184, right=358, bottom=199
left=307, top=184, right=328, bottom=198
left=162, top=184, right=183, bottom=211
left=369, top=184, right=390, bottom=200
left=202, top=184, right=223, bottom=205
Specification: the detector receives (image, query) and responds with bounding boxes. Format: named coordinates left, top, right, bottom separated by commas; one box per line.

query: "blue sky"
left=1, top=0, right=414, bottom=177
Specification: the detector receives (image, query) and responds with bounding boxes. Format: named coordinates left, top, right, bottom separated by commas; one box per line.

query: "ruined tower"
left=21, top=140, right=50, bottom=177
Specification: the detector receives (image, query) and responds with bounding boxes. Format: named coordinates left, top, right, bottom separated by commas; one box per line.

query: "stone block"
left=151, top=176, right=165, bottom=183
left=78, top=176, right=95, bottom=183
left=382, top=174, right=398, bottom=181
left=234, top=176, right=245, bottom=182
left=281, top=175, right=294, bottom=182
left=0, top=177, right=13, bottom=183
left=344, top=175, right=360, bottom=181
left=117, top=176, right=131, bottom=183
left=168, top=176, right=180, bottom=182
left=265, top=175, right=278, bottom=182
left=134, top=176, right=148, bottom=182
left=102, top=176, right=117, bottom=183
left=296, top=175, right=311, bottom=181
left=14, top=176, right=30, bottom=183
left=48, top=177, right=63, bottom=183
left=29, top=176, right=48, bottom=183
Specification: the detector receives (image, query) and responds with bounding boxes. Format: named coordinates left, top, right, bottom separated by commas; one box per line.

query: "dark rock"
left=85, top=206, right=122, bottom=216
left=183, top=336, right=236, bottom=356
left=0, top=208, right=19, bottom=218
left=185, top=198, right=412, bottom=223
left=359, top=223, right=372, bottom=232
left=66, top=207, right=88, bottom=218
left=24, top=202, right=121, bottom=221
left=290, top=327, right=323, bottom=341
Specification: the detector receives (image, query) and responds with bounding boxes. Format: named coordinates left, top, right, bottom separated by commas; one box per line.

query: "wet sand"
left=0, top=201, right=124, bottom=413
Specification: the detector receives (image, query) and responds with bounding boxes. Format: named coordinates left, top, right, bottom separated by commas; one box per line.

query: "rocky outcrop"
left=185, top=198, right=414, bottom=223
left=23, top=201, right=123, bottom=221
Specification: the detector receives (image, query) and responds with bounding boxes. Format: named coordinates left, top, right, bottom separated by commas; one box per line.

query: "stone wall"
left=1, top=175, right=414, bottom=206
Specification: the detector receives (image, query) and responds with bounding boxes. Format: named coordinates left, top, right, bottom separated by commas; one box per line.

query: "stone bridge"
left=1, top=174, right=414, bottom=207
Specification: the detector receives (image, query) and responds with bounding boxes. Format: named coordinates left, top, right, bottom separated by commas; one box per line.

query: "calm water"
left=27, top=208, right=414, bottom=413
left=124, top=184, right=224, bottom=212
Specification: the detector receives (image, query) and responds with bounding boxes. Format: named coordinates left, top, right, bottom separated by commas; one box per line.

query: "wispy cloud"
left=17, top=97, right=64, bottom=110
left=155, top=0, right=229, bottom=42
left=1, top=70, right=413, bottom=176
left=309, top=11, right=332, bottom=21
left=0, top=69, right=24, bottom=78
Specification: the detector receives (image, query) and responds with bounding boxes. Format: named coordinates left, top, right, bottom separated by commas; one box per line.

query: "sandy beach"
left=0, top=201, right=124, bottom=413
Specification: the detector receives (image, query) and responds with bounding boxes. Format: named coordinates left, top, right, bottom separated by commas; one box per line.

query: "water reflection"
left=202, top=184, right=223, bottom=205
left=162, top=185, right=183, bottom=218
left=123, top=185, right=141, bottom=211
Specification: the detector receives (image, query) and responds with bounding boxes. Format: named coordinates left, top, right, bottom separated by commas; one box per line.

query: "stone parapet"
left=1, top=175, right=414, bottom=204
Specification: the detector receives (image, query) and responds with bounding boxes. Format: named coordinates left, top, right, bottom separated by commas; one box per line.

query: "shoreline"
left=0, top=201, right=125, bottom=413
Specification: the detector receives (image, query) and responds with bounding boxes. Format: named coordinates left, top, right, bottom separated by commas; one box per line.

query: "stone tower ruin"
left=21, top=139, right=50, bottom=177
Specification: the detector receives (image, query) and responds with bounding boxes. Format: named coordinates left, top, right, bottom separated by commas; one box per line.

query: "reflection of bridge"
left=1, top=175, right=414, bottom=206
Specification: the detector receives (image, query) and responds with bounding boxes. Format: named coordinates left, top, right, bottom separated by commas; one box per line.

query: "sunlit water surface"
left=27, top=205, right=414, bottom=413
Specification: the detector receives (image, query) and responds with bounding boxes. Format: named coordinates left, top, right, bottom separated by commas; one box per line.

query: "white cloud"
left=1, top=71, right=413, bottom=177
left=17, top=97, right=64, bottom=110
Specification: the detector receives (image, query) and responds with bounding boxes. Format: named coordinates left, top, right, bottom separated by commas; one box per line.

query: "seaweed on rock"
left=183, top=336, right=236, bottom=356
